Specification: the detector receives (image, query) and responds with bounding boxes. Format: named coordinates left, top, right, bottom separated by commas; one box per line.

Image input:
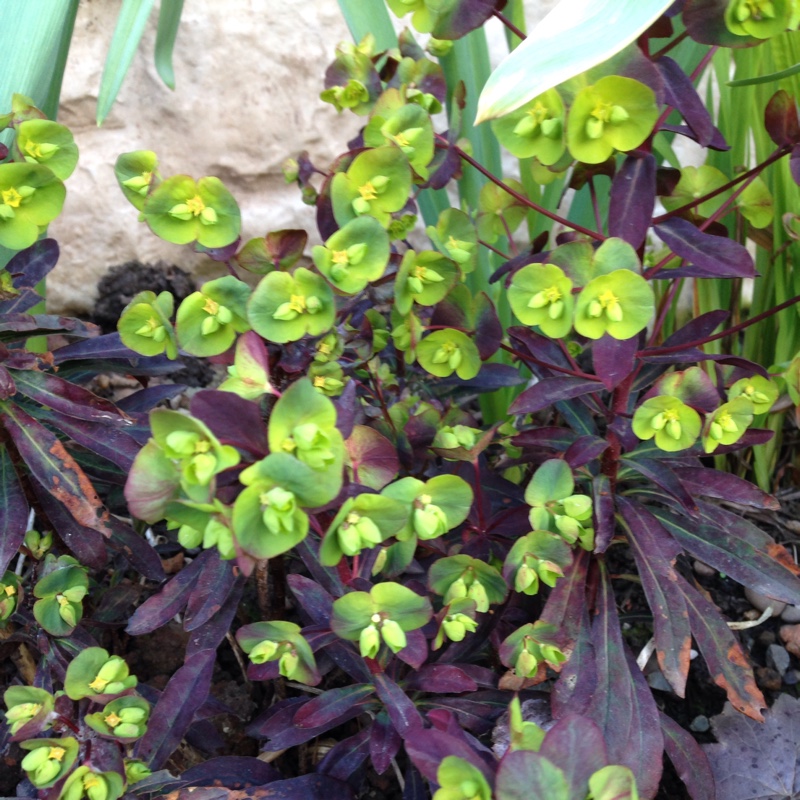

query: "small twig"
left=255, top=559, right=269, bottom=619
left=492, top=9, right=527, bottom=41
left=225, top=631, right=252, bottom=686
left=636, top=637, right=657, bottom=672
left=728, top=605, right=774, bottom=630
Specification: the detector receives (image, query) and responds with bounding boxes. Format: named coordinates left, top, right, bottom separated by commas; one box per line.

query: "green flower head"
left=574, top=269, right=654, bottom=340
left=476, top=178, right=527, bottom=244
left=309, top=362, right=347, bottom=396
left=59, top=765, right=124, bottom=800
left=143, top=174, right=241, bottom=248
left=32, top=557, right=88, bottom=636
left=505, top=531, right=572, bottom=596
left=0, top=162, right=65, bottom=251
left=176, top=275, right=250, bottom=357
left=312, top=215, right=390, bottom=294
left=492, top=88, right=566, bottom=165
left=385, top=0, right=457, bottom=34
left=632, top=395, right=702, bottom=452
left=85, top=696, right=150, bottom=741
left=725, top=0, right=791, bottom=38
left=64, top=647, right=138, bottom=700
left=0, top=571, right=19, bottom=623
left=237, top=620, right=320, bottom=685
left=395, top=249, right=459, bottom=315
left=427, top=208, right=478, bottom=273
left=218, top=330, right=276, bottom=400
left=117, top=290, right=178, bottom=359
left=20, top=738, right=79, bottom=789
left=661, top=165, right=729, bottom=219
left=500, top=621, right=566, bottom=678
left=728, top=374, right=779, bottom=414
left=115, top=150, right=159, bottom=210
left=433, top=756, right=492, bottom=800
left=15, top=119, right=78, bottom=180
left=508, top=263, right=574, bottom=338
left=331, top=146, right=413, bottom=229
left=417, top=329, right=481, bottom=380
left=248, top=267, right=335, bottom=343
left=703, top=397, right=754, bottom=453
left=331, top=582, right=433, bottom=656
left=4, top=686, right=54, bottom=736
left=429, top=554, right=507, bottom=613
left=432, top=424, right=482, bottom=451
left=567, top=76, right=659, bottom=165
left=436, top=599, right=479, bottom=647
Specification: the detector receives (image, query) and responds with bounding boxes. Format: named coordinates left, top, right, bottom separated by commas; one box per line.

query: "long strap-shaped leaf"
left=97, top=0, right=157, bottom=125
left=154, top=0, right=184, bottom=90
left=476, top=0, right=675, bottom=121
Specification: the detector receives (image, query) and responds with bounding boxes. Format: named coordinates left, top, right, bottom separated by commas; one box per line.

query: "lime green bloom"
left=124, top=760, right=152, bottom=785
left=432, top=424, right=482, bottom=451
left=417, top=329, right=481, bottom=380
left=248, top=267, right=335, bottom=343
left=574, top=270, right=654, bottom=340
left=566, top=76, right=658, bottom=164
left=500, top=622, right=566, bottom=678
left=395, top=249, right=459, bottom=315
left=237, top=620, right=320, bottom=685
left=385, top=0, right=457, bottom=33
left=492, top=89, right=565, bottom=165
left=115, top=150, right=159, bottom=211
left=59, top=765, right=124, bottom=800
left=509, top=263, right=574, bottom=338
left=15, top=119, right=78, bottom=180
left=703, top=397, right=754, bottom=453
left=728, top=374, right=779, bottom=414
left=476, top=178, right=527, bottom=244
left=20, top=739, right=79, bottom=788
left=0, top=571, right=19, bottom=622
left=0, top=162, right=65, bottom=251
left=725, top=0, right=791, bottom=38
left=309, top=362, right=347, bottom=396
left=433, top=756, right=492, bottom=800
left=85, top=696, right=150, bottom=740
left=118, top=290, right=178, bottom=359
left=312, top=215, right=390, bottom=294
left=143, top=174, right=240, bottom=248
left=632, top=395, right=702, bottom=452
left=427, top=208, right=478, bottom=273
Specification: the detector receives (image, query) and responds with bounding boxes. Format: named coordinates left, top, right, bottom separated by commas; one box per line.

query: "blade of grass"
left=96, top=0, right=157, bottom=125
left=154, top=0, right=184, bottom=90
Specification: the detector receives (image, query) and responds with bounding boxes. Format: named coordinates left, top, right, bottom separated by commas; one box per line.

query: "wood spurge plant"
left=7, top=1, right=800, bottom=799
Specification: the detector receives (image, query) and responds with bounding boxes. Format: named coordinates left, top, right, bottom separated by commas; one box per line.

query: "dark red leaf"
left=621, top=457, right=697, bottom=513
left=509, top=326, right=571, bottom=370
left=241, top=775, right=355, bottom=800
left=405, top=664, right=478, bottom=694
left=345, top=425, right=399, bottom=491
left=592, top=474, right=616, bottom=554
left=660, top=712, right=716, bottom=800
left=190, top=390, right=268, bottom=457
left=431, top=0, right=496, bottom=39
left=680, top=468, right=779, bottom=510
left=294, top=685, right=375, bottom=728
left=658, top=57, right=718, bottom=147
left=509, top=377, right=601, bottom=415
left=765, top=89, right=800, bottom=147
left=179, top=757, right=280, bottom=789
left=0, top=443, right=29, bottom=574
left=495, top=750, right=571, bottom=800
left=105, top=516, right=164, bottom=581
left=7, top=238, right=59, bottom=287
left=424, top=690, right=511, bottom=735
left=539, top=714, right=609, bottom=799
left=287, top=573, right=335, bottom=626
left=608, top=153, right=656, bottom=248
left=185, top=580, right=243, bottom=658
left=684, top=0, right=758, bottom=46
left=184, top=550, right=239, bottom=631
left=318, top=727, right=372, bottom=783
left=369, top=713, right=402, bottom=775
left=395, top=628, right=428, bottom=670
left=677, top=574, right=765, bottom=721
left=373, top=673, right=422, bottom=736
left=655, top=218, right=755, bottom=278
left=512, top=427, right=577, bottom=452
left=584, top=565, right=664, bottom=798
left=540, top=549, right=590, bottom=646
left=618, top=497, right=692, bottom=696
left=265, top=229, right=308, bottom=269
left=592, top=334, right=638, bottom=390
left=473, top=291, right=502, bottom=360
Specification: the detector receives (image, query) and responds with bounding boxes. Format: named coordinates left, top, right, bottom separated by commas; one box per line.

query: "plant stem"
left=478, top=238, right=510, bottom=259
left=492, top=9, right=527, bottom=41
left=588, top=176, right=604, bottom=234
left=651, top=30, right=689, bottom=60
left=448, top=141, right=607, bottom=241
left=500, top=342, right=601, bottom=381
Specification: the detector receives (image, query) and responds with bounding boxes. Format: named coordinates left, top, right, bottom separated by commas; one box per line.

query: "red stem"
left=492, top=9, right=527, bottom=41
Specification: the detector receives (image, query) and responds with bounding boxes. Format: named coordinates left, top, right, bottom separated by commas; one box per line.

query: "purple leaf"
left=426, top=691, right=515, bottom=735
left=660, top=123, right=729, bottom=151
left=373, top=673, right=422, bottom=736
left=294, top=684, right=375, bottom=728
left=618, top=497, right=692, bottom=697
left=509, top=377, right=601, bottom=415
left=333, top=380, right=357, bottom=439
left=0, top=443, right=29, bottom=574
left=608, top=153, right=656, bottom=248
left=179, top=757, right=280, bottom=789
left=764, top=89, right=800, bottom=147
left=369, top=712, right=402, bottom=775
left=621, top=457, right=697, bottom=513
left=705, top=693, right=800, bottom=799
left=584, top=565, right=664, bottom=798
left=0, top=313, right=97, bottom=337
left=657, top=57, right=718, bottom=146
left=246, top=775, right=355, bottom=800
left=678, top=574, right=766, bottom=721
left=126, top=550, right=214, bottom=635
left=661, top=310, right=729, bottom=347
left=405, top=664, right=478, bottom=694
left=540, top=549, right=589, bottom=646
left=32, top=485, right=108, bottom=571
left=509, top=326, right=571, bottom=370
left=105, top=516, right=164, bottom=581
left=184, top=550, right=239, bottom=631
left=660, top=712, right=716, bottom=800
left=653, top=507, right=800, bottom=605
left=0, top=402, right=112, bottom=537
left=539, top=714, right=608, bottom=799
left=564, top=435, right=608, bottom=469
left=345, top=425, right=399, bottom=491
left=512, top=427, right=577, bottom=452
left=0, top=287, right=46, bottom=314
left=495, top=751, right=571, bottom=800
left=684, top=0, right=758, bottom=46
left=185, top=580, right=243, bottom=658
left=7, top=239, right=59, bottom=287
left=679, top=467, right=779, bottom=510
left=135, top=649, right=216, bottom=769
left=443, top=363, right=526, bottom=391
left=655, top=218, right=755, bottom=278
left=317, top=727, right=372, bottom=783
left=431, top=0, right=496, bottom=39
left=592, top=334, right=638, bottom=390
left=116, top=385, right=186, bottom=413
left=791, top=144, right=800, bottom=186
left=287, top=573, right=335, bottom=626
left=473, top=291, right=502, bottom=360
left=190, top=390, right=268, bottom=457
left=266, top=229, right=308, bottom=269
left=592, top=475, right=616, bottom=554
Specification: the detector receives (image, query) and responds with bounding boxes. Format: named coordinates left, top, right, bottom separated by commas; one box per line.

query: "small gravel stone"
left=783, top=669, right=800, bottom=686
left=744, top=587, right=786, bottom=617
left=758, top=630, right=776, bottom=646
left=756, top=666, right=782, bottom=691
left=781, top=604, right=800, bottom=623
left=767, top=644, right=791, bottom=675
left=692, top=560, right=716, bottom=577
left=690, top=715, right=710, bottom=733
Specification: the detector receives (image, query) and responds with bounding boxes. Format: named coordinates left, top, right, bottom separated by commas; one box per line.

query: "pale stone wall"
left=48, top=0, right=557, bottom=314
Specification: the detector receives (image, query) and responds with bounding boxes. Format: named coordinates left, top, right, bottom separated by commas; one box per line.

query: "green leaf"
left=525, top=459, right=574, bottom=507
left=476, top=0, right=675, bottom=122
left=335, top=0, right=398, bottom=52
left=154, top=0, right=184, bottom=90
left=97, top=0, right=157, bottom=126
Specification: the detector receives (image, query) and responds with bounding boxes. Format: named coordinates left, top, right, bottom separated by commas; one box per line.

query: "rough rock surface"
left=48, top=0, right=558, bottom=314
